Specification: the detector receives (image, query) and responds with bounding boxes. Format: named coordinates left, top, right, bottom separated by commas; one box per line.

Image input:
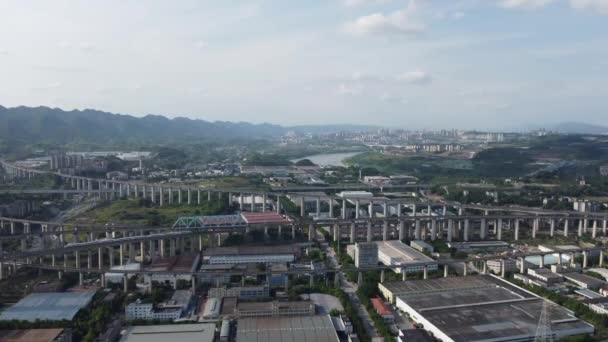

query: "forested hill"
left=0, top=105, right=285, bottom=148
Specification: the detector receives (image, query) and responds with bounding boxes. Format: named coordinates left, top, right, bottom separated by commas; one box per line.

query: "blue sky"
left=0, top=0, right=606, bottom=129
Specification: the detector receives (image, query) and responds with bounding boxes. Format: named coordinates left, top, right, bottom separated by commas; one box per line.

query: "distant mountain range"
left=551, top=122, right=608, bottom=135
left=0, top=105, right=376, bottom=150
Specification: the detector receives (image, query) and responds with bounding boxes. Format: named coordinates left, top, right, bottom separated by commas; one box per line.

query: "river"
left=291, top=152, right=364, bottom=167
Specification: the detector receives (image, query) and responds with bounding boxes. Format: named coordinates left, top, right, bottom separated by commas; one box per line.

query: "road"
left=324, top=243, right=379, bottom=339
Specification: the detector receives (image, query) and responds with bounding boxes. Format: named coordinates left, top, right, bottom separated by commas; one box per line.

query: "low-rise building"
left=376, top=241, right=437, bottom=274
left=563, top=273, right=606, bottom=290
left=234, top=301, right=315, bottom=318
left=527, top=268, right=564, bottom=286
left=203, top=245, right=297, bottom=265
left=589, top=301, right=608, bottom=315
left=487, top=258, right=517, bottom=274
left=126, top=290, right=194, bottom=321
left=347, top=242, right=378, bottom=268
left=410, top=240, right=434, bottom=254
left=371, top=297, right=394, bottom=323
left=208, top=285, right=270, bottom=300
left=201, top=298, right=221, bottom=319
left=119, top=324, right=216, bottom=342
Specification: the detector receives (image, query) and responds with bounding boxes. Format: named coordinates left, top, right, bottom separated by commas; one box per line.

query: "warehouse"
left=375, top=241, right=437, bottom=274
left=236, top=315, right=339, bottom=342
left=203, top=245, right=298, bottom=265
left=383, top=275, right=594, bottom=342
left=0, top=291, right=96, bottom=322
left=120, top=324, right=215, bottom=342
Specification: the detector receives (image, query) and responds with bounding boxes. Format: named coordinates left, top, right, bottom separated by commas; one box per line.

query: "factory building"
left=203, top=245, right=297, bottom=265
left=375, top=241, right=437, bottom=274
left=346, top=242, right=378, bottom=268
left=381, top=275, right=594, bottom=342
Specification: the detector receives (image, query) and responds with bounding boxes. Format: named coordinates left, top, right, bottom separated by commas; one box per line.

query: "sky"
left=0, top=0, right=607, bottom=130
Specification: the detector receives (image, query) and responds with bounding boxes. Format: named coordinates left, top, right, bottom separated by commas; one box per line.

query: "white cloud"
left=343, top=0, right=424, bottom=36
left=397, top=70, right=432, bottom=84
left=195, top=40, right=208, bottom=50
left=569, top=0, right=608, bottom=14
left=452, top=11, right=466, bottom=19
left=498, top=0, right=555, bottom=9
left=342, top=0, right=392, bottom=7
left=337, top=82, right=363, bottom=95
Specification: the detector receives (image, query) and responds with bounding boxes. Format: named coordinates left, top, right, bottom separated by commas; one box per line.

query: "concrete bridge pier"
left=463, top=219, right=469, bottom=241
left=430, top=220, right=437, bottom=241
left=149, top=240, right=156, bottom=261
left=308, top=224, right=314, bottom=241
left=514, top=219, right=520, bottom=240
left=550, top=219, right=555, bottom=237
left=480, top=218, right=487, bottom=240
left=564, top=219, right=569, bottom=237
left=178, top=189, right=182, bottom=204
left=578, top=219, right=584, bottom=237
left=187, top=189, right=192, bottom=205
left=583, top=251, right=588, bottom=269
left=350, top=223, right=356, bottom=243
left=423, top=266, right=428, bottom=280
left=415, top=220, right=421, bottom=240
left=367, top=222, right=372, bottom=242
left=169, top=239, right=176, bottom=257
left=382, top=221, right=388, bottom=241
left=251, top=194, right=255, bottom=212
left=444, top=264, right=449, bottom=278
left=497, top=218, right=503, bottom=240
left=159, top=187, right=164, bottom=207
left=300, top=197, right=306, bottom=217
left=355, top=200, right=360, bottom=219
left=398, top=220, right=405, bottom=241
left=198, top=190, right=202, bottom=205
left=592, top=220, right=598, bottom=238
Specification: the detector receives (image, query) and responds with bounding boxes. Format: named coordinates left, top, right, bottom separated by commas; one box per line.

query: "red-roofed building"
left=371, top=297, right=394, bottom=323
left=240, top=212, right=292, bottom=225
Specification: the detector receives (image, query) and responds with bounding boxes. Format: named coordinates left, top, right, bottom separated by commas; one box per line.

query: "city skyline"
left=0, top=0, right=607, bottom=129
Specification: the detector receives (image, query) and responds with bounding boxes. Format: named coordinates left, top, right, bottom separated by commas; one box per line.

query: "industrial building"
left=370, top=297, right=394, bottom=323
left=119, top=324, right=216, bottom=342
left=0, top=329, right=70, bottom=342
left=0, top=291, right=96, bottom=322
left=208, top=285, right=270, bottom=299
left=410, top=240, right=434, bottom=253
left=143, top=254, right=200, bottom=288
left=203, top=245, right=297, bottom=265
left=486, top=258, right=516, bottom=274
left=236, top=315, right=340, bottom=342
left=382, top=275, right=594, bottom=342
left=125, top=290, right=194, bottom=321
left=375, top=241, right=437, bottom=274
left=563, top=272, right=606, bottom=289
left=446, top=241, right=510, bottom=251
left=346, top=242, right=378, bottom=268
left=234, top=301, right=315, bottom=318
left=201, top=298, right=221, bottom=319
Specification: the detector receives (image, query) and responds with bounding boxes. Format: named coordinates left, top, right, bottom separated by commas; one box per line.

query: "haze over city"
left=2, top=2, right=608, bottom=342
left=1, top=0, right=607, bottom=129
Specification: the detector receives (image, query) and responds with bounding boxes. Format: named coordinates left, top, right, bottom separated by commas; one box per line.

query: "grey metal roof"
left=0, top=291, right=96, bottom=322
left=236, top=315, right=339, bottom=342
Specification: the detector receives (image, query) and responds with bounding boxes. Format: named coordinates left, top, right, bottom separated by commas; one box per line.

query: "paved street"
left=324, top=243, right=379, bottom=339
